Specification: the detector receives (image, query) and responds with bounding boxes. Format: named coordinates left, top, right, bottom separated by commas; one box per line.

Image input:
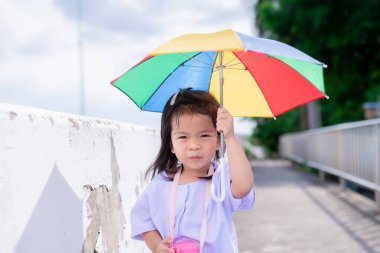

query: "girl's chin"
left=182, top=163, right=212, bottom=172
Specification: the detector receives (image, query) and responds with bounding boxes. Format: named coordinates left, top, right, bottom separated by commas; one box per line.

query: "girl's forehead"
left=171, top=112, right=214, bottom=130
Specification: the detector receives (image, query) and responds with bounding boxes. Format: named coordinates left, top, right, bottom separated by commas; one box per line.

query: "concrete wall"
left=0, top=103, right=160, bottom=253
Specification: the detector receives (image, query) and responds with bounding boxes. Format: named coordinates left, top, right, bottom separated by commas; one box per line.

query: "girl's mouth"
left=189, top=155, right=201, bottom=160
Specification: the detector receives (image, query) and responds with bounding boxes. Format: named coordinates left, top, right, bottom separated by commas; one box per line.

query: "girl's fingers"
left=163, top=238, right=174, bottom=252
left=218, top=110, right=233, bottom=121
left=217, top=108, right=234, bottom=138
left=155, top=238, right=174, bottom=253
left=218, top=107, right=231, bottom=116
left=217, top=109, right=227, bottom=119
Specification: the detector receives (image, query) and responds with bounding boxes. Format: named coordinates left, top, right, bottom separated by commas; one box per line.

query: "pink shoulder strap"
left=169, top=164, right=214, bottom=252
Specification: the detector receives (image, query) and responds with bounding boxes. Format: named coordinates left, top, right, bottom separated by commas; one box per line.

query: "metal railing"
left=280, top=118, right=380, bottom=207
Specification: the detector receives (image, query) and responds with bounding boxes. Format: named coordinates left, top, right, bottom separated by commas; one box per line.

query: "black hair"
left=145, top=88, right=220, bottom=180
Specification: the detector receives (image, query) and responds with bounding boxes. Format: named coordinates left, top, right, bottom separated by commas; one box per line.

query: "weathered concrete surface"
left=82, top=137, right=126, bottom=253
left=0, top=103, right=159, bottom=252
left=234, top=160, right=380, bottom=253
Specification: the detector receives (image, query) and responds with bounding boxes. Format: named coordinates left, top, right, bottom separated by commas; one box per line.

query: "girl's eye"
left=178, top=136, right=187, bottom=139
left=201, top=134, right=211, bottom=138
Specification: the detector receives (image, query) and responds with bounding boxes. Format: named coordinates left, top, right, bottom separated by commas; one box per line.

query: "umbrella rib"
left=179, top=53, right=214, bottom=68
left=225, top=52, right=269, bottom=67
left=224, top=62, right=243, bottom=67
left=204, top=52, right=215, bottom=63
left=234, top=55, right=270, bottom=65
left=223, top=67, right=247, bottom=71
left=224, top=62, right=246, bottom=69
left=223, top=57, right=240, bottom=68
left=214, top=52, right=268, bottom=71
left=182, top=64, right=213, bottom=69
left=212, top=67, right=246, bottom=72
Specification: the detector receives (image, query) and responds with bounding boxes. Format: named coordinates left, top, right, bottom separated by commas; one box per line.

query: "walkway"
left=234, top=160, right=380, bottom=253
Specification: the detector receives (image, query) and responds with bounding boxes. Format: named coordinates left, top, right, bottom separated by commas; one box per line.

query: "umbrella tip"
left=323, top=93, right=330, bottom=99
left=273, top=117, right=277, bottom=120
left=323, top=64, right=328, bottom=68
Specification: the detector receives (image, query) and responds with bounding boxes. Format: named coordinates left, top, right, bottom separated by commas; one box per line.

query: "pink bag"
left=172, top=240, right=200, bottom=253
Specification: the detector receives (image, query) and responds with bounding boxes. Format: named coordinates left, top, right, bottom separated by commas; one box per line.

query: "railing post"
left=338, top=129, right=346, bottom=191
left=319, top=171, right=325, bottom=182
left=374, top=124, right=380, bottom=209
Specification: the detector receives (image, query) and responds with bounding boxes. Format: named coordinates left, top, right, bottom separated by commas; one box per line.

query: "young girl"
left=131, top=89, right=255, bottom=253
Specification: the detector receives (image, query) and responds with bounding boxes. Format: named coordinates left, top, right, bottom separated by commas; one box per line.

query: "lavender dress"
left=130, top=162, right=255, bottom=253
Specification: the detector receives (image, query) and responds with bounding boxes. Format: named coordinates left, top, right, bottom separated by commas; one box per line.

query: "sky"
left=0, top=0, right=257, bottom=134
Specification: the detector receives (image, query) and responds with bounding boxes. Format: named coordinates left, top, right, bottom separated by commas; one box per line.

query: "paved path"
left=234, top=160, right=380, bottom=253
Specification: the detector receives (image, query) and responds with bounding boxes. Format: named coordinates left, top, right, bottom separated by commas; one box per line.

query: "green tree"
left=253, top=0, right=380, bottom=155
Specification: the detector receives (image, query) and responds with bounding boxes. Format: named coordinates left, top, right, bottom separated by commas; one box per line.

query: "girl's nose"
left=188, top=139, right=200, bottom=150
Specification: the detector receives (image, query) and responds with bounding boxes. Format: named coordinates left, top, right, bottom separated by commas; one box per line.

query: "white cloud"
left=0, top=0, right=257, bottom=132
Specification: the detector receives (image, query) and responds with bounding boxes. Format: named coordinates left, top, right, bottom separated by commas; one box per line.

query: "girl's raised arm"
left=216, top=108, right=254, bottom=199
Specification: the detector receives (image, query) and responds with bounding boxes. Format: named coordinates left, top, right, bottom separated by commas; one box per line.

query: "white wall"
left=0, top=103, right=160, bottom=253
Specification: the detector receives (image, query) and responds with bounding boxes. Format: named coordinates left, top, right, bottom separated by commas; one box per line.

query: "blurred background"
left=253, top=0, right=380, bottom=156
left=1, top=0, right=379, bottom=156
left=0, top=0, right=256, bottom=133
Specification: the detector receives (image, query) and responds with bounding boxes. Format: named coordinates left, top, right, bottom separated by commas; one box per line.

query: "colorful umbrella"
left=111, top=29, right=328, bottom=201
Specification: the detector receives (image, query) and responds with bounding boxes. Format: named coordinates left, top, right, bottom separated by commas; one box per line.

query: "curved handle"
left=211, top=51, right=227, bottom=203
left=211, top=157, right=226, bottom=202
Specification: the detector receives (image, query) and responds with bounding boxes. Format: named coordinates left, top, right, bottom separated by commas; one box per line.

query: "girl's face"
left=171, top=113, right=220, bottom=175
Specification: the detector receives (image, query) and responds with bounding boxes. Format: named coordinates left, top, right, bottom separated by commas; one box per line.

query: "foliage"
left=253, top=0, right=380, bottom=155
left=253, top=109, right=300, bottom=156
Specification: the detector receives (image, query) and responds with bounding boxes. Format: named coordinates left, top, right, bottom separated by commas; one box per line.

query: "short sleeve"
left=227, top=180, right=256, bottom=212
left=130, top=190, right=156, bottom=240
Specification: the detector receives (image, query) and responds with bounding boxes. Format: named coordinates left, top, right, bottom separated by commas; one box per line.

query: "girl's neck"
left=179, top=166, right=209, bottom=184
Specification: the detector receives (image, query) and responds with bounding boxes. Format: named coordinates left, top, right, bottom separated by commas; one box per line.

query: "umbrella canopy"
left=111, top=29, right=328, bottom=202
left=111, top=29, right=327, bottom=118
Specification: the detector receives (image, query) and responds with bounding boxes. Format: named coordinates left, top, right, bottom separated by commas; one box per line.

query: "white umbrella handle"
left=211, top=156, right=226, bottom=202
left=211, top=51, right=226, bottom=202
